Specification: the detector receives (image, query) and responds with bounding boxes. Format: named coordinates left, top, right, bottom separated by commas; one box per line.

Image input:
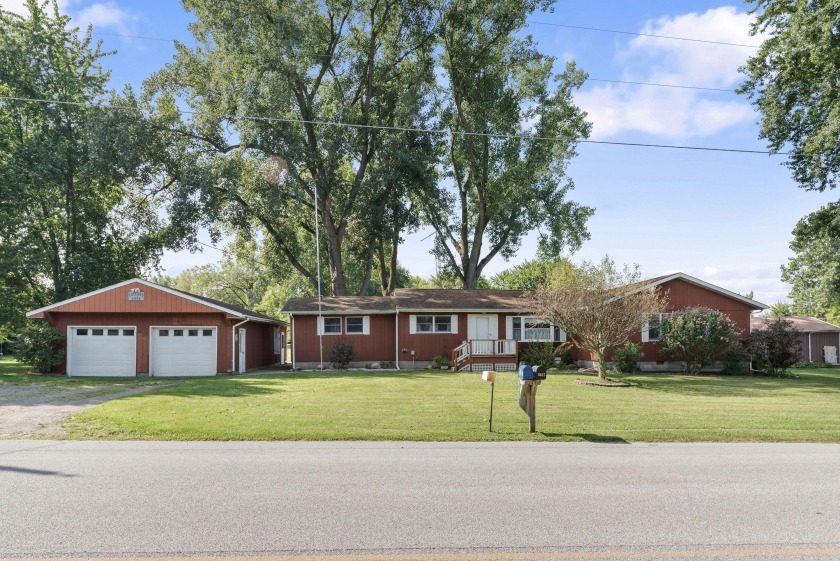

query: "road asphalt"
left=0, top=441, right=839, bottom=560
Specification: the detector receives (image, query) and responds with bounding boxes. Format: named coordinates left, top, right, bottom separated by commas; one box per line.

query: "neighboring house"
left=751, top=316, right=840, bottom=365
left=27, top=279, right=287, bottom=377
left=282, top=272, right=769, bottom=371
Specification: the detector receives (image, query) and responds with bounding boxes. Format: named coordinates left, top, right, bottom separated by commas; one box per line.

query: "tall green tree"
left=489, top=259, right=568, bottom=290
left=0, top=1, right=175, bottom=323
left=740, top=0, right=840, bottom=191
left=420, top=0, right=593, bottom=289
left=780, top=202, right=840, bottom=322
left=146, top=0, right=438, bottom=296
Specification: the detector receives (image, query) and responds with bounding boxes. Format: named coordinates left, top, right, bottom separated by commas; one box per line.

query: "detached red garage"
left=26, top=279, right=287, bottom=377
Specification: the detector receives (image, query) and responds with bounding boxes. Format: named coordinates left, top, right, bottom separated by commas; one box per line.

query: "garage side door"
left=151, top=328, right=217, bottom=377
left=69, top=327, right=136, bottom=377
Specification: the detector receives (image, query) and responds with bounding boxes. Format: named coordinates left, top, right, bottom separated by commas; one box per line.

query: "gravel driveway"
left=0, top=382, right=170, bottom=438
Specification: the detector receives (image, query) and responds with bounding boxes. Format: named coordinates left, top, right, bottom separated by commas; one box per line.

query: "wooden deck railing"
left=452, top=339, right=518, bottom=371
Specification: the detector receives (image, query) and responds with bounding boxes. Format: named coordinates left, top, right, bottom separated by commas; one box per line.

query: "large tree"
left=0, top=1, right=175, bottom=324
left=528, top=257, right=668, bottom=379
left=780, top=202, right=840, bottom=323
left=740, top=0, right=840, bottom=191
left=146, top=0, right=438, bottom=296
left=420, top=0, right=593, bottom=289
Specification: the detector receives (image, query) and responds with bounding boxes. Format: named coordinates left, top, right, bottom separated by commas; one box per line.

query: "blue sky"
left=4, top=0, right=835, bottom=304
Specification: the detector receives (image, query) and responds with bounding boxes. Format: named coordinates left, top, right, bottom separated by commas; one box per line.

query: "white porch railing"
left=451, top=339, right=518, bottom=370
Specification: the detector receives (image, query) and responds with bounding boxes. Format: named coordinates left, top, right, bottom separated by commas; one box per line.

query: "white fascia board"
left=285, top=310, right=396, bottom=316
left=396, top=308, right=536, bottom=313
left=621, top=272, right=770, bottom=310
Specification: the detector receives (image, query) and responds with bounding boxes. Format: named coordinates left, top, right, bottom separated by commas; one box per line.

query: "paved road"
left=1, top=442, right=839, bottom=560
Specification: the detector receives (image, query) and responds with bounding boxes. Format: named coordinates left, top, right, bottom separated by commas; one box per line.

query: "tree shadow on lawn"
left=106, top=370, right=455, bottom=400
left=540, top=432, right=629, bottom=443
left=625, top=370, right=840, bottom=398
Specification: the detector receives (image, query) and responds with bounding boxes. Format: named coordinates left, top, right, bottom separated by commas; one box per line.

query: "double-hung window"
left=346, top=317, right=364, bottom=334
left=320, top=317, right=342, bottom=335
left=643, top=313, right=670, bottom=342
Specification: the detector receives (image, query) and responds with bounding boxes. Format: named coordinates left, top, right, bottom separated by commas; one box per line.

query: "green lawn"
left=63, top=366, right=840, bottom=442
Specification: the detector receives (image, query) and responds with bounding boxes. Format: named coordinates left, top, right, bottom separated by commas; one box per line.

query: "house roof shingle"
left=751, top=315, right=840, bottom=332
left=281, top=289, right=532, bottom=314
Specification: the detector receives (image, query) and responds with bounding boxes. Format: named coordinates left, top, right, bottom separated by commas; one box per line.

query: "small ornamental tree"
left=745, top=318, right=801, bottom=377
left=14, top=321, right=65, bottom=373
left=659, top=307, right=739, bottom=375
left=529, top=257, right=668, bottom=379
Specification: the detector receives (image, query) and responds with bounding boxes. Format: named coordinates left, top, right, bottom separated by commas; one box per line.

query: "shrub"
left=560, top=347, right=575, bottom=366
left=13, top=321, right=65, bottom=373
left=612, top=342, right=642, bottom=373
left=328, top=340, right=355, bottom=369
left=431, top=355, right=450, bottom=369
left=793, top=360, right=831, bottom=368
left=745, top=318, right=801, bottom=377
left=659, top=307, right=739, bottom=375
left=721, top=346, right=751, bottom=376
left=518, top=342, right=563, bottom=369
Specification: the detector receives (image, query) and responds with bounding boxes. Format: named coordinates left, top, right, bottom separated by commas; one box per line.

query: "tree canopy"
left=740, top=0, right=840, bottom=190
left=0, top=0, right=178, bottom=326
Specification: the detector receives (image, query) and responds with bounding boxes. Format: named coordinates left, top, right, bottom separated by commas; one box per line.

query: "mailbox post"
left=518, top=364, right=547, bottom=433
left=482, top=370, right=496, bottom=432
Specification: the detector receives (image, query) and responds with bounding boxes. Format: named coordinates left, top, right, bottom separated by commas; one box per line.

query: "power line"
left=82, top=31, right=740, bottom=93
left=525, top=20, right=761, bottom=49
left=0, top=94, right=784, bottom=155
left=585, top=78, right=735, bottom=93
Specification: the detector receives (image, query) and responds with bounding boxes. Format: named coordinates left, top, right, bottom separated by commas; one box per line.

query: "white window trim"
left=317, top=316, right=343, bottom=336
left=642, top=313, right=670, bottom=343
left=507, top=316, right=565, bottom=343
left=409, top=314, right=458, bottom=334
left=345, top=316, right=370, bottom=336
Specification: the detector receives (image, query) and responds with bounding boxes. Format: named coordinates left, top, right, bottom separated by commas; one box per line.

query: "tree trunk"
left=594, top=349, right=608, bottom=380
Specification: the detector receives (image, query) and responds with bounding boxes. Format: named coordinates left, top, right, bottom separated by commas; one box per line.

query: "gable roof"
left=27, top=278, right=285, bottom=324
left=751, top=315, right=840, bottom=332
left=282, top=272, right=769, bottom=314
left=622, top=272, right=769, bottom=310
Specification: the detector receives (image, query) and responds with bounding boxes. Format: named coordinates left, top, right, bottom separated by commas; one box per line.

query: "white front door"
left=238, top=328, right=247, bottom=373
left=468, top=315, right=498, bottom=355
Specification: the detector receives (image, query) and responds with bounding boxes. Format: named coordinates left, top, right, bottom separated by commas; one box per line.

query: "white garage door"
left=151, top=327, right=217, bottom=377
left=69, top=327, right=136, bottom=377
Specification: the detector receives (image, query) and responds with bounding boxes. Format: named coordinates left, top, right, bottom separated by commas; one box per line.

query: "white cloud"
left=575, top=6, right=763, bottom=140
left=72, top=1, right=139, bottom=35
left=702, top=266, right=719, bottom=277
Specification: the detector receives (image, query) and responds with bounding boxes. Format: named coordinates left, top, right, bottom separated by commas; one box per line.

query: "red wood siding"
left=35, top=281, right=226, bottom=315
left=397, top=312, right=469, bottom=362
left=293, top=314, right=396, bottom=363
left=571, top=278, right=756, bottom=362
left=44, top=312, right=283, bottom=374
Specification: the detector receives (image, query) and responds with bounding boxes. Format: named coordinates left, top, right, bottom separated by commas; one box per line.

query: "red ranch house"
left=282, top=273, right=768, bottom=371
left=27, top=279, right=287, bottom=377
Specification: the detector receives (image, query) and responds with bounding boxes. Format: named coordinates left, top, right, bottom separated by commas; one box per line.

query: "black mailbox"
left=533, top=365, right=547, bottom=380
